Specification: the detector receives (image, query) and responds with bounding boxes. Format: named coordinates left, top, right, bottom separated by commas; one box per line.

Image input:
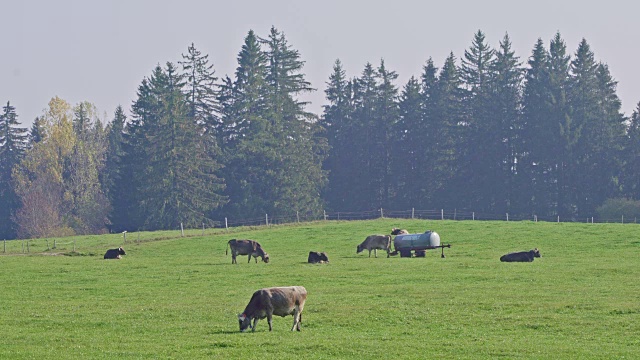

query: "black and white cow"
left=104, top=247, right=126, bottom=259
left=238, top=286, right=307, bottom=332
left=500, top=248, right=541, bottom=262
left=307, top=251, right=329, bottom=264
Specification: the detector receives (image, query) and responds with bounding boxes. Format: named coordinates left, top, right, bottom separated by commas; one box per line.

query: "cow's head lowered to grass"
left=238, top=313, right=252, bottom=332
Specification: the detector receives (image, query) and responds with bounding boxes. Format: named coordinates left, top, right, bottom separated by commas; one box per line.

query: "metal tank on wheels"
left=391, top=231, right=451, bottom=258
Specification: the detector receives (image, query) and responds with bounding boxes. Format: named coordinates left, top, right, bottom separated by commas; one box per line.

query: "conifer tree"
left=0, top=101, right=28, bottom=239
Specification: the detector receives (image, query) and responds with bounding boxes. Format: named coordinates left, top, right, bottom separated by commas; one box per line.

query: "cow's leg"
left=251, top=317, right=259, bottom=332
left=247, top=254, right=252, bottom=263
left=267, top=314, right=273, bottom=331
left=374, top=249, right=378, bottom=258
left=291, top=309, right=300, bottom=331
left=232, top=253, right=237, bottom=264
left=254, top=255, right=258, bottom=263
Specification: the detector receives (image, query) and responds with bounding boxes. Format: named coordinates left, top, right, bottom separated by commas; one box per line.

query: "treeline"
left=1, top=28, right=640, bottom=240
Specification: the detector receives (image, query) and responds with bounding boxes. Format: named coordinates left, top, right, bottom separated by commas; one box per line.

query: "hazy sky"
left=2, top=0, right=639, bottom=128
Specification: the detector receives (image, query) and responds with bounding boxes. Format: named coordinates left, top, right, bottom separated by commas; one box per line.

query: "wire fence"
left=2, top=208, right=637, bottom=255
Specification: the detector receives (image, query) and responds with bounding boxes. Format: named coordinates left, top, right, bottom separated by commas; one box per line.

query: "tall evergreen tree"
left=321, top=59, right=357, bottom=211
left=129, top=62, right=227, bottom=230
left=180, top=43, right=219, bottom=135
left=0, top=101, right=28, bottom=239
left=459, top=30, right=497, bottom=211
left=622, top=103, right=640, bottom=199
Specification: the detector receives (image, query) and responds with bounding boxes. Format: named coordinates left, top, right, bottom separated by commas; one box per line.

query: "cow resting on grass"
left=104, top=247, right=126, bottom=259
left=391, top=228, right=409, bottom=235
left=226, top=239, right=270, bottom=264
left=238, top=286, right=307, bottom=332
left=500, top=248, right=541, bottom=262
left=308, top=251, right=329, bottom=264
left=357, top=235, right=392, bottom=258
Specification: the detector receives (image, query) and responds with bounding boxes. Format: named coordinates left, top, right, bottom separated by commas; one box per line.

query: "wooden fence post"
left=441, top=209, right=444, bottom=220
left=225, top=217, right=228, bottom=230
left=180, top=223, right=184, bottom=236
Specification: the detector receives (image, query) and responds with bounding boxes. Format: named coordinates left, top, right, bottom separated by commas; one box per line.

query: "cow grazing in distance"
left=357, top=235, right=392, bottom=258
left=500, top=248, right=541, bottom=262
left=238, top=286, right=307, bottom=332
left=391, top=228, right=409, bottom=235
left=308, top=251, right=329, bottom=264
left=104, top=247, right=126, bottom=259
left=226, top=239, right=270, bottom=264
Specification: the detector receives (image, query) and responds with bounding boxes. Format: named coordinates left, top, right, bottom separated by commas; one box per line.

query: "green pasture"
left=1, top=219, right=639, bottom=359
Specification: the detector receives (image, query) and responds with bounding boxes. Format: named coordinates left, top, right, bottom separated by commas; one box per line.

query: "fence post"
left=472, top=212, right=475, bottom=221
left=557, top=216, right=560, bottom=223
left=180, top=223, right=184, bottom=236
left=441, top=209, right=444, bottom=220
left=27, top=240, right=30, bottom=253
left=380, top=208, right=384, bottom=218
left=123, top=231, right=127, bottom=243
left=297, top=211, right=300, bottom=223
left=3, top=239, right=5, bottom=253
left=324, top=210, right=327, bottom=221
left=53, top=239, right=56, bottom=249
left=225, top=217, right=228, bottom=230
left=202, top=222, right=204, bottom=236
left=506, top=213, right=509, bottom=221
left=412, top=208, right=415, bottom=219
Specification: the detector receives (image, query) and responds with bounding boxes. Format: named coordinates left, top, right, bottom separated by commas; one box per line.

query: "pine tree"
left=622, top=103, right=640, bottom=198
left=180, top=43, right=219, bottom=135
left=321, top=59, right=357, bottom=211
left=0, top=101, right=28, bottom=239
left=127, top=62, right=227, bottom=230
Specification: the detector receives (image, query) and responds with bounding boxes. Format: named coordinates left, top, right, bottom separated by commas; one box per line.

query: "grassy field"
left=1, top=219, right=639, bottom=359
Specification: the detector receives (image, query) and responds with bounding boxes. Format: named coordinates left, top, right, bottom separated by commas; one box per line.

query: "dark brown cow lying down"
left=500, top=248, right=541, bottom=262
left=104, top=247, right=126, bottom=259
left=391, top=228, right=409, bottom=235
left=308, top=251, right=329, bottom=264
left=238, top=286, right=307, bottom=332
left=357, top=235, right=392, bottom=258
left=226, top=239, right=270, bottom=264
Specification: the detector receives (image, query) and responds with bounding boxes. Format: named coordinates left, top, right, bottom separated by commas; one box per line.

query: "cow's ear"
left=238, top=313, right=246, bottom=321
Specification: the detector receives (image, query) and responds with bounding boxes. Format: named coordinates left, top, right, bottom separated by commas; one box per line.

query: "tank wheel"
left=400, top=250, right=412, bottom=258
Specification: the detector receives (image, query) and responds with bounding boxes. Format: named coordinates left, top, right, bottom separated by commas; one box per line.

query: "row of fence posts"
left=2, top=238, right=76, bottom=253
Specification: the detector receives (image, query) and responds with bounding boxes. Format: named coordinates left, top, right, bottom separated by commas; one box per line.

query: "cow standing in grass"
left=226, top=239, right=270, bottom=264
left=238, top=286, right=307, bottom=332
left=357, top=235, right=392, bottom=258
left=500, top=248, right=541, bottom=262
left=104, top=247, right=126, bottom=259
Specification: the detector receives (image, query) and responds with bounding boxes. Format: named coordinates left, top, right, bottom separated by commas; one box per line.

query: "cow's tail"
left=226, top=240, right=232, bottom=256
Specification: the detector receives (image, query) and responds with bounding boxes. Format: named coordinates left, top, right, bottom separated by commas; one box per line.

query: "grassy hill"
left=2, top=219, right=639, bottom=359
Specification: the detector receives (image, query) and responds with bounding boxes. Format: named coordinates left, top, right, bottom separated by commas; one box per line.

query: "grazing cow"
left=500, top=248, right=541, bottom=262
left=226, top=239, right=270, bottom=264
left=308, top=251, right=329, bottom=264
left=104, top=247, right=126, bottom=259
left=391, top=228, right=409, bottom=235
left=238, top=286, right=307, bottom=332
left=356, top=235, right=392, bottom=258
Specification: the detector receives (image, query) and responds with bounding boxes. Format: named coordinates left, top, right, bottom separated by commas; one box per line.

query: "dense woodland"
left=2, top=27, right=640, bottom=240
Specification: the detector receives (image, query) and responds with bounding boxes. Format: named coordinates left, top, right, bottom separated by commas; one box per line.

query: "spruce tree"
left=0, top=101, right=28, bottom=239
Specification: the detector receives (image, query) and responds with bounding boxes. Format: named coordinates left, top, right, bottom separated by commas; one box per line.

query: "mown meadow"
left=1, top=219, right=639, bottom=359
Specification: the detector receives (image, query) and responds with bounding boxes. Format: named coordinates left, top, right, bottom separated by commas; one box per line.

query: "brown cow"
left=226, top=239, right=270, bottom=264
left=391, top=228, right=409, bottom=235
left=308, top=251, right=329, bottom=264
left=238, top=286, right=307, bottom=332
left=356, top=235, right=392, bottom=258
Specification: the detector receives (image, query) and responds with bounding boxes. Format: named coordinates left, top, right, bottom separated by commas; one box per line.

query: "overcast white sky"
left=2, top=0, right=639, bottom=128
